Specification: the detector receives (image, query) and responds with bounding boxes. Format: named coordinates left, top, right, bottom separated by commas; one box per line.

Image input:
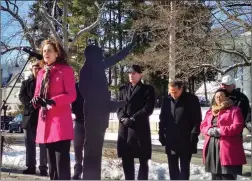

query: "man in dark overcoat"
left=117, top=65, right=155, bottom=180
left=19, top=62, right=48, bottom=176
left=159, top=80, right=202, bottom=180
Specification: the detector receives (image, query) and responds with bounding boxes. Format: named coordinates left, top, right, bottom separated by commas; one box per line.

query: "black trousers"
left=24, top=125, right=47, bottom=171
left=82, top=126, right=106, bottom=180
left=212, top=173, right=237, bottom=180
left=45, top=140, right=71, bottom=180
left=122, top=157, right=149, bottom=180
left=167, top=151, right=192, bottom=180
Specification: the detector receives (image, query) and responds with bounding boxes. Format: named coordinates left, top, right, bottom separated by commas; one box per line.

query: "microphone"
left=21, top=47, right=43, bottom=60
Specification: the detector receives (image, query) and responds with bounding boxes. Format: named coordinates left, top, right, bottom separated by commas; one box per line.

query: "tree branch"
left=38, top=1, right=62, bottom=45
left=40, top=3, right=62, bottom=29
left=213, top=47, right=250, bottom=64
left=0, top=41, right=30, bottom=55
left=217, top=2, right=251, bottom=31
left=7, top=0, right=18, bottom=15
left=192, top=62, right=251, bottom=75
left=68, top=0, right=107, bottom=49
left=225, top=3, right=251, bottom=7
left=52, top=0, right=57, bottom=18
left=1, top=2, right=36, bottom=49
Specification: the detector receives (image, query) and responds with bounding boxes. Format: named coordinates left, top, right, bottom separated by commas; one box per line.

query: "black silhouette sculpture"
left=79, top=33, right=137, bottom=180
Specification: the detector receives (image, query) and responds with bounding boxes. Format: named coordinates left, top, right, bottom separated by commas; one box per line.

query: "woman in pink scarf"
left=200, top=88, right=246, bottom=180
left=31, top=39, right=76, bottom=180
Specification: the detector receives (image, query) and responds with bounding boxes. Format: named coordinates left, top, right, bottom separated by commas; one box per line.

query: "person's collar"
left=170, top=91, right=185, bottom=101
left=42, top=62, right=61, bottom=72
left=131, top=80, right=142, bottom=87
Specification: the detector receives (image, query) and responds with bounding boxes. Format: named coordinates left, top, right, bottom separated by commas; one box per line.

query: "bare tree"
left=193, top=1, right=251, bottom=75
left=128, top=1, right=214, bottom=81
left=127, top=1, right=251, bottom=80
left=1, top=0, right=107, bottom=58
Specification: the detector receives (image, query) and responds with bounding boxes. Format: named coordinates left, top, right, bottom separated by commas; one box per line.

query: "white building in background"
left=2, top=62, right=33, bottom=112
left=196, top=31, right=251, bottom=103
left=195, top=81, right=220, bottom=102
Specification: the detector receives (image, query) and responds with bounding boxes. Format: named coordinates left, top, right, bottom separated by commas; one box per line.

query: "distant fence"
left=107, top=108, right=210, bottom=133
left=107, top=109, right=160, bottom=133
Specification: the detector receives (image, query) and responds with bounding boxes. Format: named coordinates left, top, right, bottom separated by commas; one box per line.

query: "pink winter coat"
left=34, top=63, right=76, bottom=143
left=200, top=106, right=246, bottom=166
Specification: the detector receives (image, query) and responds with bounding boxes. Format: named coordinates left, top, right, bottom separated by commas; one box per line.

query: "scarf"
left=39, top=64, right=54, bottom=120
left=211, top=99, right=234, bottom=116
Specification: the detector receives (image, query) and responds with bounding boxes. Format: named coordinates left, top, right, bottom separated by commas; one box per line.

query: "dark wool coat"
left=117, top=82, right=155, bottom=159
left=159, top=92, right=202, bottom=155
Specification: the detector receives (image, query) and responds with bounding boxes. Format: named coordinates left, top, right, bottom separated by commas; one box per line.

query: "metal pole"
left=0, top=68, right=2, bottom=180
left=250, top=1, right=252, bottom=179
left=0, top=0, right=2, bottom=177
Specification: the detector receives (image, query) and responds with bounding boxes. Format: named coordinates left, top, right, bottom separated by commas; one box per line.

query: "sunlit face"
left=32, top=66, right=41, bottom=78
left=129, top=72, right=142, bottom=85
left=214, top=91, right=228, bottom=106
left=169, top=86, right=183, bottom=100
left=74, top=72, right=79, bottom=82
left=43, top=44, right=58, bottom=65
left=221, top=83, right=235, bottom=93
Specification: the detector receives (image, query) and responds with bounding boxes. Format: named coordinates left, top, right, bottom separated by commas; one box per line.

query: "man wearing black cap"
left=117, top=64, right=155, bottom=180
left=19, top=62, right=48, bottom=176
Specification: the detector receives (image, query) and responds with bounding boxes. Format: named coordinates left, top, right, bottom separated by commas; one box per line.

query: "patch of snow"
left=104, top=133, right=251, bottom=155
left=109, top=107, right=211, bottom=122
left=2, top=145, right=249, bottom=180
left=243, top=142, right=251, bottom=151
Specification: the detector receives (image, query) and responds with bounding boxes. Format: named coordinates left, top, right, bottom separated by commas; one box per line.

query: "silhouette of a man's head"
left=84, top=45, right=103, bottom=62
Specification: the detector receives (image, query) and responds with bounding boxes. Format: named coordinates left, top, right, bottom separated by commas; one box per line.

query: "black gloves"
left=158, top=130, right=166, bottom=146
left=120, top=117, right=134, bottom=127
left=45, top=99, right=56, bottom=106
left=31, top=97, right=55, bottom=108
left=159, top=134, right=166, bottom=146
left=31, top=97, right=46, bottom=107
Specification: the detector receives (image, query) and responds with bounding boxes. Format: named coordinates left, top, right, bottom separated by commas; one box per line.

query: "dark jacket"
left=159, top=92, right=202, bottom=155
left=230, top=89, right=250, bottom=123
left=72, top=82, right=84, bottom=123
left=245, top=108, right=251, bottom=133
left=19, top=76, right=39, bottom=129
left=117, top=82, right=155, bottom=159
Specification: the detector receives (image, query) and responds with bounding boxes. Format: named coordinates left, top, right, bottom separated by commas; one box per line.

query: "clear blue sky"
left=1, top=1, right=35, bottom=77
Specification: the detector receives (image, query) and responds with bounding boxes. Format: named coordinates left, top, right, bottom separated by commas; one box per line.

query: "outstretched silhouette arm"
left=104, top=32, right=137, bottom=69
left=104, top=43, right=135, bottom=69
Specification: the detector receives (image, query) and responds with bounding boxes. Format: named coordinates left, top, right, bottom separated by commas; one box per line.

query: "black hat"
left=128, top=64, right=142, bottom=74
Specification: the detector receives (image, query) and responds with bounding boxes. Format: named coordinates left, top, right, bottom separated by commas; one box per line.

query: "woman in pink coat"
left=200, top=88, right=246, bottom=180
left=31, top=39, right=76, bottom=180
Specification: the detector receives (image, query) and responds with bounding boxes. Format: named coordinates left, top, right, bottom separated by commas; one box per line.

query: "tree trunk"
left=120, top=65, right=124, bottom=85
left=118, top=0, right=124, bottom=88
left=62, top=0, right=68, bottom=54
left=168, top=0, right=176, bottom=81
left=203, top=71, right=208, bottom=104
left=192, top=77, right=195, bottom=94
left=108, top=2, right=112, bottom=86
left=113, top=0, right=118, bottom=99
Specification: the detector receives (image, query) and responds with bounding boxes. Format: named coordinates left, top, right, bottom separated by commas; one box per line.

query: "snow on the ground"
left=108, top=107, right=251, bottom=155
left=105, top=133, right=251, bottom=155
left=2, top=145, right=249, bottom=180
left=109, top=107, right=210, bottom=122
